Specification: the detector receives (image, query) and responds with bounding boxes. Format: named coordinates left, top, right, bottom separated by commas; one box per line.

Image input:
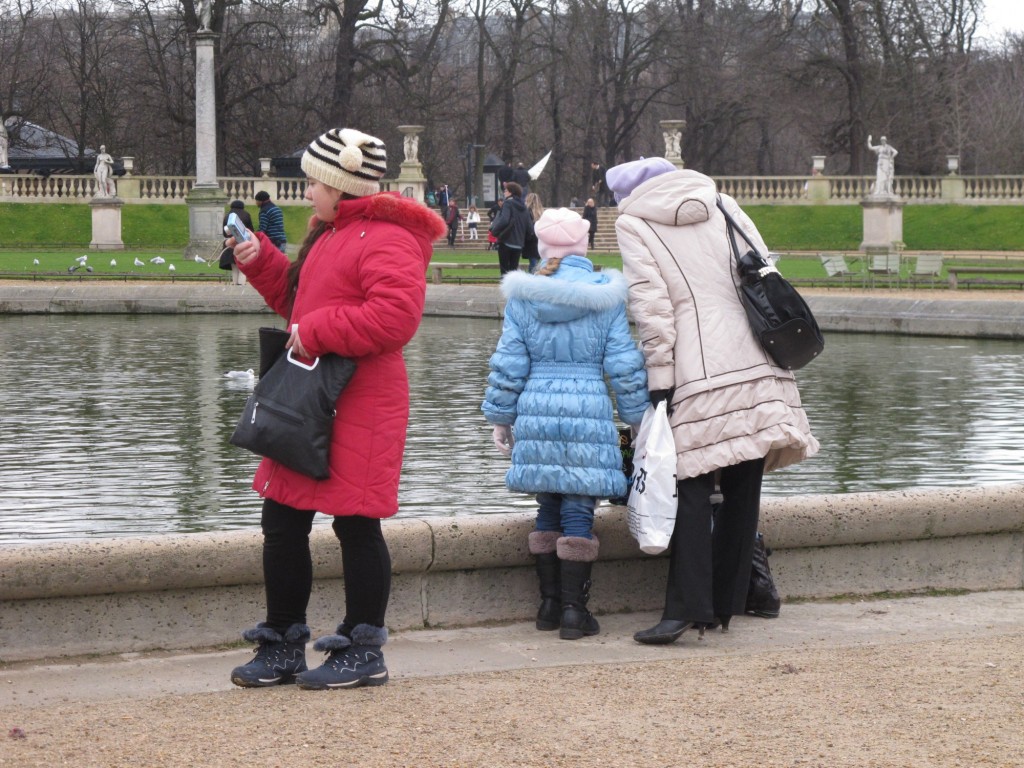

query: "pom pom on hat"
left=606, top=157, right=677, bottom=202
left=534, top=207, right=590, bottom=261
left=301, top=128, right=387, bottom=198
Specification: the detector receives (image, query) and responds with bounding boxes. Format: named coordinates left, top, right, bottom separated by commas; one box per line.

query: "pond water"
left=1, top=314, right=1021, bottom=544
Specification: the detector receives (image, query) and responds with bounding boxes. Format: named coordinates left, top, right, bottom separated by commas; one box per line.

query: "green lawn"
left=3, top=201, right=1023, bottom=284
left=744, top=205, right=1024, bottom=251
left=0, top=202, right=311, bottom=249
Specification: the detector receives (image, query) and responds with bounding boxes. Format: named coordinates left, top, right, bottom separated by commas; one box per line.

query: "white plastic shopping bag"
left=626, top=401, right=678, bottom=554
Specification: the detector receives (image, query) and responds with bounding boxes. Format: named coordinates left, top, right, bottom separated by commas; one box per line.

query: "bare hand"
left=286, top=324, right=309, bottom=358
left=230, top=234, right=259, bottom=266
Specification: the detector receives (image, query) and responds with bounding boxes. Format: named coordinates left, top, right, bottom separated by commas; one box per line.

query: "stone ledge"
left=1, top=485, right=1021, bottom=661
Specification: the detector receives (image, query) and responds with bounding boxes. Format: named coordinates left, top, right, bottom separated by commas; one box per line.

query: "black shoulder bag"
left=717, top=199, right=824, bottom=370
left=230, top=327, right=357, bottom=479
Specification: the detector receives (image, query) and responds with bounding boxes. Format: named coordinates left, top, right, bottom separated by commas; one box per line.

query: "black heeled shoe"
left=633, top=620, right=705, bottom=645
left=703, top=616, right=732, bottom=632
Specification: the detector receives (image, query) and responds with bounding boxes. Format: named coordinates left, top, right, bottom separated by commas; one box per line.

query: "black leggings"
left=261, top=498, right=391, bottom=633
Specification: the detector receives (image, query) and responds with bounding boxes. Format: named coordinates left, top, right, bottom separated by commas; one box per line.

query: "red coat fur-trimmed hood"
left=332, top=192, right=447, bottom=268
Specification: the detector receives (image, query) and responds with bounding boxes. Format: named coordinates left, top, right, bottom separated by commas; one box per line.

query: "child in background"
left=466, top=205, right=481, bottom=240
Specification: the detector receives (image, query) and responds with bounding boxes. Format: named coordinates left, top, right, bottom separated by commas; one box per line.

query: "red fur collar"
left=334, top=193, right=446, bottom=241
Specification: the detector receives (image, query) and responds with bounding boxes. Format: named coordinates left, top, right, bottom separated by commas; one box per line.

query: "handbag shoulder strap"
left=716, top=197, right=762, bottom=266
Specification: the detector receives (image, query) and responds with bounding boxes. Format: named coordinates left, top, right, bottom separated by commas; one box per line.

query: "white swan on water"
left=224, top=369, right=255, bottom=380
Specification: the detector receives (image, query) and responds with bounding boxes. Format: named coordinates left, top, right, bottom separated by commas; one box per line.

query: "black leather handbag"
left=230, top=332, right=356, bottom=479
left=718, top=200, right=824, bottom=370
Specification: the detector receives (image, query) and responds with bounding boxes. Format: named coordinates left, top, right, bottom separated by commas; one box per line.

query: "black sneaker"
left=230, top=623, right=309, bottom=688
left=295, top=645, right=389, bottom=690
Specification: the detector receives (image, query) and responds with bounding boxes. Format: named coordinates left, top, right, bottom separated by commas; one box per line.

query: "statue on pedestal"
left=867, top=135, right=898, bottom=198
left=198, top=0, right=212, bottom=31
left=663, top=128, right=681, bottom=159
left=94, top=145, right=116, bottom=197
left=0, top=118, right=9, bottom=169
left=403, top=133, right=419, bottom=163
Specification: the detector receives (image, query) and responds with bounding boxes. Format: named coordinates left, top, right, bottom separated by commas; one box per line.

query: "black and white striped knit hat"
left=300, top=128, right=387, bottom=197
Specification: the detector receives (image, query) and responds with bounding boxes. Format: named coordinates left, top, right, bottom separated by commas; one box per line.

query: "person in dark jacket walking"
left=488, top=182, right=532, bottom=274
left=226, top=126, right=446, bottom=690
left=254, top=191, right=287, bottom=250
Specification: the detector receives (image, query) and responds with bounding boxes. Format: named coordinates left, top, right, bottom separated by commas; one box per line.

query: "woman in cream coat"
left=608, top=158, right=819, bottom=645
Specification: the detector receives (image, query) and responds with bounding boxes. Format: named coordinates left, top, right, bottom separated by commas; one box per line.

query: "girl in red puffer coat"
left=226, top=127, right=445, bottom=692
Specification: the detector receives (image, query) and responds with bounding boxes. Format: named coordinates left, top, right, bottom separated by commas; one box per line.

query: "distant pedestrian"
left=582, top=198, right=597, bottom=250
left=445, top=199, right=462, bottom=246
left=489, top=181, right=532, bottom=274
left=254, top=191, right=286, bottom=250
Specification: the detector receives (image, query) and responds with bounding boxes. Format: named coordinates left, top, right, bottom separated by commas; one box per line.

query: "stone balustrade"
left=4, top=173, right=1024, bottom=205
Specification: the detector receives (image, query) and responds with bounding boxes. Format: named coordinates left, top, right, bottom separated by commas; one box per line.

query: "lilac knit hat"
left=534, top=208, right=590, bottom=261
left=606, top=157, right=677, bottom=202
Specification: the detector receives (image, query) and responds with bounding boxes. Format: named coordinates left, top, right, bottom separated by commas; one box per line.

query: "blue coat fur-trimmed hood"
left=500, top=255, right=628, bottom=323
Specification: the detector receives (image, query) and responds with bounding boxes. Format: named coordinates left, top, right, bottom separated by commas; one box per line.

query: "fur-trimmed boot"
left=529, top=530, right=562, bottom=631
left=557, top=535, right=600, bottom=640
left=295, top=623, right=389, bottom=690
left=745, top=532, right=781, bottom=618
left=230, top=622, right=309, bottom=688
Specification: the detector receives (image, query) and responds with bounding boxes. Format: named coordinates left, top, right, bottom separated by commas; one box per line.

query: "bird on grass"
left=194, top=255, right=207, bottom=264
left=110, top=259, right=117, bottom=266
left=150, top=256, right=166, bottom=265
left=32, top=258, right=39, bottom=265
left=76, top=255, right=88, bottom=264
left=169, top=264, right=176, bottom=271
left=134, top=257, right=145, bottom=267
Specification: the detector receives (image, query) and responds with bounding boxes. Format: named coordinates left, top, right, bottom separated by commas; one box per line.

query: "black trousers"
left=497, top=243, right=521, bottom=275
left=662, top=457, right=765, bottom=623
left=261, top=498, right=391, bottom=633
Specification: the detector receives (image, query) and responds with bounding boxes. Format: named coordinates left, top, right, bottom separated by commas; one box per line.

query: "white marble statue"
left=198, top=0, right=212, bottom=31
left=0, top=118, right=9, bottom=169
left=867, top=134, right=898, bottom=198
left=94, top=145, right=116, bottom=197
left=403, top=133, right=419, bottom=163
left=663, top=129, right=681, bottom=159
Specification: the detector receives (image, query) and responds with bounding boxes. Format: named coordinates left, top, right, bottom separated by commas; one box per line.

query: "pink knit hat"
left=534, top=208, right=590, bottom=261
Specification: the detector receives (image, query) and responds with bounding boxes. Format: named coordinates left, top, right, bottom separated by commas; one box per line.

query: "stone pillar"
left=384, top=125, right=428, bottom=204
left=806, top=155, right=829, bottom=203
left=659, top=119, right=686, bottom=169
left=860, top=198, right=905, bottom=253
left=185, top=30, right=227, bottom=260
left=941, top=155, right=965, bottom=201
left=90, top=197, right=125, bottom=250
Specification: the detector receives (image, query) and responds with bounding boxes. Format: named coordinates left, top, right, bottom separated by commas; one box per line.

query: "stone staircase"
left=434, top=207, right=622, bottom=253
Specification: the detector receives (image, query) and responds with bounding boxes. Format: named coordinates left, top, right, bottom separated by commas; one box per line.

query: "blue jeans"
left=535, top=493, right=597, bottom=539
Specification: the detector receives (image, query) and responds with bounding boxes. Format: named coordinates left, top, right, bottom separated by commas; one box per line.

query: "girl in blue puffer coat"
left=482, top=207, right=650, bottom=640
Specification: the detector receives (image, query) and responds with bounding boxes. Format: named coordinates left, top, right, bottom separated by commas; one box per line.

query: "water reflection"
left=0, top=314, right=1021, bottom=543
